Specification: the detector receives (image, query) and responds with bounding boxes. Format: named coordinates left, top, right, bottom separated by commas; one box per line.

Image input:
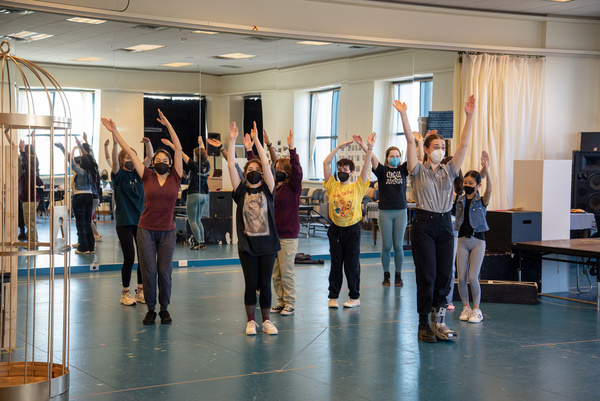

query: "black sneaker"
left=199, top=242, right=207, bottom=250
left=159, top=310, right=172, bottom=324
left=418, top=323, right=437, bottom=343
left=143, top=310, right=157, bottom=325
left=382, top=272, right=391, bottom=286
left=395, top=272, right=404, bottom=287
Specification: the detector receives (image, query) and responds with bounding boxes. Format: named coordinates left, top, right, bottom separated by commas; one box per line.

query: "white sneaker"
left=135, top=289, right=145, bottom=304
left=262, top=320, right=278, bottom=335
left=459, top=305, right=471, bottom=321
left=120, top=291, right=136, bottom=306
left=245, top=320, right=259, bottom=336
left=328, top=299, right=339, bottom=309
left=342, top=298, right=360, bottom=308
left=468, top=308, right=483, bottom=323
left=281, top=306, right=295, bottom=316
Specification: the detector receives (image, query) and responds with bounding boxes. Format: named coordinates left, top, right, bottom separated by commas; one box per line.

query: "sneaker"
left=395, top=272, right=404, bottom=287
left=143, top=310, right=157, bottom=325
left=459, top=305, right=472, bottom=321
left=270, top=304, right=284, bottom=313
left=262, top=320, right=278, bottom=335
left=281, top=306, right=295, bottom=316
left=447, top=303, right=455, bottom=311
left=190, top=244, right=200, bottom=250
left=74, top=249, right=89, bottom=254
left=468, top=308, right=483, bottom=323
left=199, top=242, right=207, bottom=250
left=328, top=299, right=339, bottom=309
left=159, top=310, right=172, bottom=324
left=245, top=320, right=259, bottom=335
left=135, top=288, right=145, bottom=304
left=94, top=235, right=102, bottom=242
left=120, top=291, right=136, bottom=306
left=417, top=323, right=437, bottom=343
left=342, top=298, right=360, bottom=308
left=382, top=272, right=391, bottom=286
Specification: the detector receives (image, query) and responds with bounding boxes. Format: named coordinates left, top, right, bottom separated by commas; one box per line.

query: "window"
left=393, top=78, right=432, bottom=159
left=309, top=89, right=340, bottom=180
left=18, top=89, right=96, bottom=176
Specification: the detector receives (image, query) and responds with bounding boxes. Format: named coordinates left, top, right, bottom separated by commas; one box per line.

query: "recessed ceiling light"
left=297, top=41, right=332, bottom=46
left=192, top=30, right=219, bottom=35
left=70, top=57, right=103, bottom=62
left=217, top=53, right=256, bottom=59
left=67, top=17, right=106, bottom=24
left=7, top=31, right=53, bottom=41
left=160, top=62, right=193, bottom=67
left=124, top=44, right=164, bottom=52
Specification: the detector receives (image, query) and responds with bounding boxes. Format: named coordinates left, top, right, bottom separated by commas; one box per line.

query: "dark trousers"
left=238, top=251, right=277, bottom=307
left=73, top=193, right=95, bottom=252
left=137, top=228, right=176, bottom=312
left=411, top=210, right=454, bottom=316
left=18, top=200, right=25, bottom=232
left=116, top=225, right=142, bottom=288
left=327, top=222, right=361, bottom=300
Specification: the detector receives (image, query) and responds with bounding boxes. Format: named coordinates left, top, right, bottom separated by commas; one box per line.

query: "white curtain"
left=308, top=93, right=320, bottom=179
left=453, top=53, right=545, bottom=210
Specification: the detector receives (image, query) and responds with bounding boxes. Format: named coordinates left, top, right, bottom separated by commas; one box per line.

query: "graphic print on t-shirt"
left=385, top=170, right=404, bottom=185
left=331, top=187, right=355, bottom=219
left=243, top=191, right=270, bottom=236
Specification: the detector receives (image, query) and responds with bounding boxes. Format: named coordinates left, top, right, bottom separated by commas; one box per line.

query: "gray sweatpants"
left=456, top=236, right=486, bottom=306
left=137, top=228, right=176, bottom=312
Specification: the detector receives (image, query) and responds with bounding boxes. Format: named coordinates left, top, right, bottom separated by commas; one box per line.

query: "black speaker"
left=580, top=132, right=600, bottom=152
left=209, top=191, right=232, bottom=218
left=207, top=132, right=221, bottom=156
left=571, top=151, right=600, bottom=213
left=485, top=211, right=542, bottom=253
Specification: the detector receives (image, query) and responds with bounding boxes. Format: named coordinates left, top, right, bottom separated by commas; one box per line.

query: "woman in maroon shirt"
left=102, top=109, right=183, bottom=325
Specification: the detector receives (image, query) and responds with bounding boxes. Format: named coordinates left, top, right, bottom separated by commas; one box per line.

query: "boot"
left=382, top=272, right=391, bottom=286
left=430, top=306, right=458, bottom=341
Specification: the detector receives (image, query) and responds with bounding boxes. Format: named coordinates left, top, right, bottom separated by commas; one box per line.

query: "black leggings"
left=116, top=225, right=142, bottom=288
left=239, top=251, right=277, bottom=307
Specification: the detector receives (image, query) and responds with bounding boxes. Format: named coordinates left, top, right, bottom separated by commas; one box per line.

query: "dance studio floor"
left=6, top=218, right=600, bottom=400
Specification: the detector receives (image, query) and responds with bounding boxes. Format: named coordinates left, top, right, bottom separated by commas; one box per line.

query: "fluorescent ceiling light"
left=160, top=62, right=193, bottom=67
left=67, top=17, right=106, bottom=24
left=217, top=53, right=256, bottom=59
left=192, top=30, right=219, bottom=35
left=543, top=0, right=573, bottom=2
left=297, top=41, right=332, bottom=46
left=70, top=57, right=103, bottom=62
left=124, top=44, right=164, bottom=52
left=8, top=31, right=53, bottom=41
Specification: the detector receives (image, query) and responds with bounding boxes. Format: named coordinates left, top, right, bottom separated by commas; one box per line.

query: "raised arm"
left=140, top=137, right=154, bottom=167
left=161, top=138, right=190, bottom=164
left=228, top=122, right=242, bottom=190
left=156, top=109, right=183, bottom=177
left=250, top=122, right=275, bottom=193
left=207, top=137, right=229, bottom=161
left=353, top=134, right=380, bottom=170
left=110, top=135, right=119, bottom=174
left=263, top=129, right=277, bottom=164
left=451, top=95, right=475, bottom=172
left=323, top=139, right=353, bottom=182
left=414, top=131, right=424, bottom=162
left=480, top=150, right=492, bottom=206
left=393, top=100, right=418, bottom=172
left=101, top=118, right=145, bottom=178
left=360, top=133, right=376, bottom=183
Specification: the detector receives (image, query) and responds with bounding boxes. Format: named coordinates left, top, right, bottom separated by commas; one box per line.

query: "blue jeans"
left=187, top=193, right=208, bottom=243
left=378, top=209, right=407, bottom=274
left=137, top=228, right=176, bottom=311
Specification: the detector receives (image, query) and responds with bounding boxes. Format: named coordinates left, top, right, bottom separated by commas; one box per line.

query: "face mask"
left=337, top=172, right=350, bottom=183
left=464, top=185, right=476, bottom=195
left=154, top=162, right=170, bottom=175
left=429, top=149, right=444, bottom=164
left=246, top=170, right=263, bottom=184
left=275, top=171, right=288, bottom=182
left=124, top=161, right=134, bottom=171
left=388, top=157, right=400, bottom=168
left=101, top=174, right=108, bottom=180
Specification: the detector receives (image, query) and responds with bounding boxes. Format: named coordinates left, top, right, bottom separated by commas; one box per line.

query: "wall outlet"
left=90, top=264, right=99, bottom=271
left=178, top=260, right=188, bottom=267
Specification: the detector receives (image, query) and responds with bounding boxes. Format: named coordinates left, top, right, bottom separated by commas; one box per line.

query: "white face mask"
left=429, top=149, right=444, bottom=164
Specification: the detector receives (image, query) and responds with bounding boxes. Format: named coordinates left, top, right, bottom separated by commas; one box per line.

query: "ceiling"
left=371, top=0, right=600, bottom=18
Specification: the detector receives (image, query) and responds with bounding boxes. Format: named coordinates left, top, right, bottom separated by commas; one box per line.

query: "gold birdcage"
left=0, top=40, right=71, bottom=400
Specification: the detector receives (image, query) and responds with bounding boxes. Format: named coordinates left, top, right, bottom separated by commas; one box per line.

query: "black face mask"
left=464, top=185, right=476, bottom=195
left=275, top=171, right=288, bottom=182
left=246, top=171, right=263, bottom=185
left=101, top=174, right=108, bottom=180
left=337, top=171, right=350, bottom=183
left=154, top=162, right=170, bottom=175
left=124, top=161, right=134, bottom=171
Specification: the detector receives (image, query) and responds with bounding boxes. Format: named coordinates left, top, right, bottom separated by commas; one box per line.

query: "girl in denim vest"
left=454, top=151, right=491, bottom=323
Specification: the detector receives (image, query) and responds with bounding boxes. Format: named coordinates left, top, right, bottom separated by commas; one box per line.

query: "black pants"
left=73, top=193, right=95, bottom=252
left=411, top=210, right=454, bottom=316
left=327, top=222, right=361, bottom=300
left=238, top=251, right=277, bottom=307
left=116, top=225, right=142, bottom=288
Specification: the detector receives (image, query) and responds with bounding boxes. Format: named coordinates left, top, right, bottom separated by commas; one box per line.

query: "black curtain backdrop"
left=242, top=97, right=263, bottom=156
left=144, top=96, right=206, bottom=173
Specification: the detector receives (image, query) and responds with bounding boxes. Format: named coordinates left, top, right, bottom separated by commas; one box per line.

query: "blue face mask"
left=388, top=157, right=400, bottom=168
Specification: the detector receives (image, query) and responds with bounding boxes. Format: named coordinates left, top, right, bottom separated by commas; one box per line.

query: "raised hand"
left=229, top=122, right=238, bottom=140
left=83, top=132, right=88, bottom=143
left=104, top=139, right=110, bottom=147
left=352, top=135, right=364, bottom=146
left=367, top=132, right=377, bottom=148
left=198, top=136, right=205, bottom=149
left=393, top=100, right=408, bottom=114
left=101, top=118, right=117, bottom=133
left=75, top=137, right=82, bottom=147
left=481, top=150, right=490, bottom=171
left=263, top=129, right=271, bottom=146
left=243, top=133, right=252, bottom=150
left=156, top=109, right=171, bottom=127
left=140, top=137, right=150, bottom=143
left=207, top=138, right=222, bottom=148
left=161, top=138, right=175, bottom=149
left=287, top=130, right=294, bottom=149
left=54, top=142, right=65, bottom=153
left=425, top=129, right=438, bottom=137
left=413, top=131, right=423, bottom=143
left=19, top=139, right=25, bottom=152
left=339, top=139, right=354, bottom=150
left=464, top=95, right=475, bottom=116
left=250, top=121, right=258, bottom=141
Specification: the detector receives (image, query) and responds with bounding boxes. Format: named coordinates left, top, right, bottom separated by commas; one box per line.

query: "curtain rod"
left=458, top=51, right=544, bottom=59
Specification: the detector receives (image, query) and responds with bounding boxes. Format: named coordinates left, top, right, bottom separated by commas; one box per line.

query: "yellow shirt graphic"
left=324, top=176, right=369, bottom=227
